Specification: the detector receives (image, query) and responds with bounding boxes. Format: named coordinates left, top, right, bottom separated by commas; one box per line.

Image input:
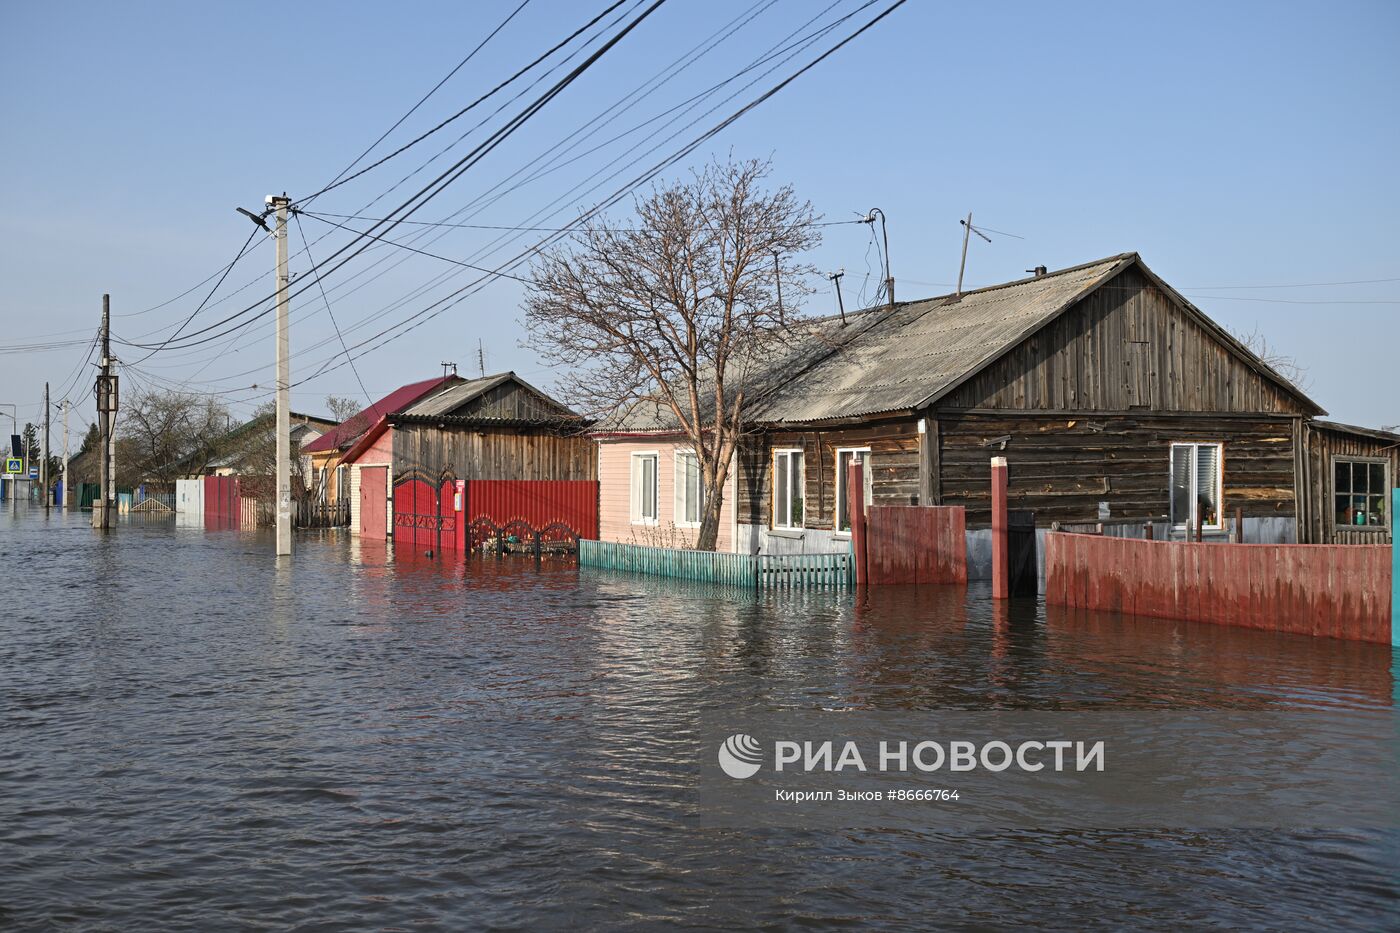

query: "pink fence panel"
left=1045, top=533, right=1392, bottom=644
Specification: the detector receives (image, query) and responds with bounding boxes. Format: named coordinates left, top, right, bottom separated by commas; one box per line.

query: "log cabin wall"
left=935, top=411, right=1297, bottom=528
left=1297, top=423, right=1398, bottom=544
left=393, top=423, right=596, bottom=483
left=736, top=419, right=921, bottom=531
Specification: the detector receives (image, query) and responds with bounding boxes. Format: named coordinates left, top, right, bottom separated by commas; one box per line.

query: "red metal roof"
left=302, top=376, right=459, bottom=453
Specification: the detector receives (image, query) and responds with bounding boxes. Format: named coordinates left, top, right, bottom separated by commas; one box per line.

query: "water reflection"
left=0, top=507, right=1395, bottom=930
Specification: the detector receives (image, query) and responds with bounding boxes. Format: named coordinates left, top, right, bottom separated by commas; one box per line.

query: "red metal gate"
left=392, top=471, right=458, bottom=552
left=464, top=480, right=598, bottom=543
left=203, top=475, right=240, bottom=529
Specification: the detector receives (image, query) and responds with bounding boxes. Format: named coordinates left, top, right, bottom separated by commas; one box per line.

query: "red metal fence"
left=203, top=475, right=240, bottom=529
left=862, top=505, right=968, bottom=585
left=464, top=480, right=598, bottom=542
left=1044, top=533, right=1392, bottom=644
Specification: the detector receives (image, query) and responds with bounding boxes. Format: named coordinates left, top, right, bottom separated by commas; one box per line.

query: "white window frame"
left=834, top=446, right=871, bottom=537
left=1169, top=442, right=1225, bottom=532
left=673, top=449, right=704, bottom=528
left=772, top=448, right=805, bottom=530
left=335, top=463, right=349, bottom=504
left=630, top=451, right=659, bottom=525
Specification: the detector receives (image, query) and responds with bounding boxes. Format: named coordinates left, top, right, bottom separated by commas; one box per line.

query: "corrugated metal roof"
left=744, top=254, right=1133, bottom=423
left=302, top=375, right=460, bottom=453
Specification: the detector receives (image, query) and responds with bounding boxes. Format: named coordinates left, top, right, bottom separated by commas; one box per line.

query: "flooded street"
left=2, top=506, right=1397, bottom=930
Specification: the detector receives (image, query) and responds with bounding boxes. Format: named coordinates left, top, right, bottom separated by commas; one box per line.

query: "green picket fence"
left=757, top=551, right=855, bottom=589
left=578, top=540, right=853, bottom=589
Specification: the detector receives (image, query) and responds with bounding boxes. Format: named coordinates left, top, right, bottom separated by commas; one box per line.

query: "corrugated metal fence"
left=862, top=505, right=968, bottom=585
left=1045, top=532, right=1392, bottom=644
left=467, top=480, right=598, bottom=541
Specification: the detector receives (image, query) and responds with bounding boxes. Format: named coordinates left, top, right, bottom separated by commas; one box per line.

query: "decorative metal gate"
left=392, top=469, right=458, bottom=552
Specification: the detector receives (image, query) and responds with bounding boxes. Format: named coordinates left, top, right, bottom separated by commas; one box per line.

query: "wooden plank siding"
left=1297, top=422, right=1399, bottom=544
left=737, top=421, right=924, bottom=531
left=393, top=424, right=596, bottom=484
left=467, top=379, right=574, bottom=421
left=936, top=412, right=1297, bottom=527
left=939, top=265, right=1308, bottom=414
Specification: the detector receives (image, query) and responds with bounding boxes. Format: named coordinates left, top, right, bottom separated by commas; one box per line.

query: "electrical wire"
left=292, top=212, right=376, bottom=408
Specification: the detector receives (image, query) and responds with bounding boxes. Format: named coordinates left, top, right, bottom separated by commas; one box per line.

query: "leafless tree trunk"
left=525, top=158, right=819, bottom=550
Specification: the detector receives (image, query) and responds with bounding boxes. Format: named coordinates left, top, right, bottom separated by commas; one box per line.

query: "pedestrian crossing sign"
left=4, top=457, right=21, bottom=475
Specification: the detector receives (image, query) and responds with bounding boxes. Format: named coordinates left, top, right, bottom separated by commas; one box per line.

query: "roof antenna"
left=772, top=250, right=785, bottom=326
left=956, top=212, right=992, bottom=297
left=828, top=269, right=847, bottom=324
left=861, top=208, right=894, bottom=306
left=441, top=361, right=457, bottom=381
left=477, top=339, right=486, bottom=377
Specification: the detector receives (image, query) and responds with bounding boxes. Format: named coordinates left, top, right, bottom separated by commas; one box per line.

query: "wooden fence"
left=1045, top=532, right=1392, bottom=644
left=297, top=498, right=349, bottom=529
left=579, top=540, right=853, bottom=589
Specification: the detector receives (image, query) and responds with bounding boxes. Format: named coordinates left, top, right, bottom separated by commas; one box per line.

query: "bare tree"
left=525, top=158, right=820, bottom=550
left=325, top=395, right=362, bottom=423
left=117, top=389, right=230, bottom=484
left=1232, top=325, right=1311, bottom=392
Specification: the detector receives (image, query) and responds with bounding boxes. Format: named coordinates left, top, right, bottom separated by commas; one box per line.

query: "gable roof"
left=302, top=375, right=460, bottom=453
left=398, top=371, right=573, bottom=419
left=743, top=252, right=1322, bottom=423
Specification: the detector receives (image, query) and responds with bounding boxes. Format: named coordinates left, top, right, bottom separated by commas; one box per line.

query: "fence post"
left=849, top=460, right=868, bottom=586
left=991, top=456, right=1009, bottom=600
left=1392, top=489, right=1398, bottom=649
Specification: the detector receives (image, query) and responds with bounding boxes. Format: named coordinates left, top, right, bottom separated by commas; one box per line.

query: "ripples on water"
left=1, top=508, right=1396, bottom=930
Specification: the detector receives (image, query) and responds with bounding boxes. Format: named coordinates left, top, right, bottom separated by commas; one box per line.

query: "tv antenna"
left=828, top=269, right=847, bottom=324
left=956, top=212, right=993, bottom=296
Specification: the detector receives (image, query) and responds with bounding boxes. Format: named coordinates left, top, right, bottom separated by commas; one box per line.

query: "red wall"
left=1045, top=533, right=1392, bottom=643
left=862, top=505, right=967, bottom=585
left=203, top=475, right=240, bottom=529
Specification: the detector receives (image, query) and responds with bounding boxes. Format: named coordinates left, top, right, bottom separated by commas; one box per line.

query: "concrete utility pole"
left=60, top=400, right=69, bottom=510
left=95, top=293, right=117, bottom=530
left=42, top=382, right=49, bottom=513
left=271, top=194, right=293, bottom=556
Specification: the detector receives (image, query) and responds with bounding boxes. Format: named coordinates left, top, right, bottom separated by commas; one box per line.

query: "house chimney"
left=1027, top=265, right=1047, bottom=277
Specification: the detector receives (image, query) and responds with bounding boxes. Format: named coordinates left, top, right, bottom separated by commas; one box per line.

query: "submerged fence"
left=578, top=540, right=853, bottom=589
left=1045, top=532, right=1392, bottom=644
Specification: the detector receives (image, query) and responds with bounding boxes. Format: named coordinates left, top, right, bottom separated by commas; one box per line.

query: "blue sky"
left=2, top=0, right=1396, bottom=442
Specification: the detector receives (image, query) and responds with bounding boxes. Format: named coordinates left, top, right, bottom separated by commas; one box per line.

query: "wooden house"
left=301, top=375, right=460, bottom=507
left=596, top=253, right=1391, bottom=563
left=340, top=372, right=595, bottom=541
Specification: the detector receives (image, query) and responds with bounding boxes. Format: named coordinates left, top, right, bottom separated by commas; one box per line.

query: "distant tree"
left=1232, top=326, right=1311, bottom=393
left=524, top=158, right=820, bottom=550
left=325, top=395, right=362, bottom=423
left=117, top=389, right=230, bottom=484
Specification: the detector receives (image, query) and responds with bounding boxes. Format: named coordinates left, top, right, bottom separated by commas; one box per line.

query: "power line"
left=301, top=0, right=533, bottom=212
left=117, top=0, right=670, bottom=355
left=299, top=212, right=534, bottom=283
left=292, top=212, right=376, bottom=407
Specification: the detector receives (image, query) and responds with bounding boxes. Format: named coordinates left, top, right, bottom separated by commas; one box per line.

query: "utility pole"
left=95, top=293, right=117, bottom=530
left=863, top=208, right=894, bottom=306
left=42, top=382, right=49, bottom=513
left=60, top=401, right=70, bottom=510
left=829, top=269, right=847, bottom=324
left=271, top=194, right=293, bottom=557
left=956, top=212, right=991, bottom=297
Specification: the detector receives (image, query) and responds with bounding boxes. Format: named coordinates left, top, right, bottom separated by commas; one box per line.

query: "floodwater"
left=1, top=506, right=1396, bottom=931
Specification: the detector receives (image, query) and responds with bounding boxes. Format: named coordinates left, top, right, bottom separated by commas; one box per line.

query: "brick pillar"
left=850, top=461, right=868, bottom=586
left=991, top=456, right=1009, bottom=600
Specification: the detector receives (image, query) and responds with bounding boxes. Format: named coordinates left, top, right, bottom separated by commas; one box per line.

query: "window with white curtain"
left=773, top=449, right=805, bottom=529
left=631, top=452, right=658, bottom=524
left=1169, top=443, right=1223, bottom=531
left=674, top=450, right=704, bottom=527
left=835, top=447, right=871, bottom=534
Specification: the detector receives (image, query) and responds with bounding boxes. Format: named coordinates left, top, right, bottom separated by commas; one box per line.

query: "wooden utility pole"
left=270, top=194, right=293, bottom=556
left=42, top=382, right=49, bottom=513
left=95, top=294, right=117, bottom=530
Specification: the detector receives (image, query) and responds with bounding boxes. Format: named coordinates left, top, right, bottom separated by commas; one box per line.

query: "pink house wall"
left=598, top=438, right=737, bottom=552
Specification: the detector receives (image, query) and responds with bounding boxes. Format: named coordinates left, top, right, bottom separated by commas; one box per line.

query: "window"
left=335, top=464, right=349, bottom=504
left=1333, top=458, right=1390, bottom=531
left=674, top=451, right=704, bottom=526
left=1169, top=443, right=1223, bottom=531
left=631, top=452, right=658, bottom=524
left=835, top=447, right=871, bottom=534
left=773, top=449, right=805, bottom=529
